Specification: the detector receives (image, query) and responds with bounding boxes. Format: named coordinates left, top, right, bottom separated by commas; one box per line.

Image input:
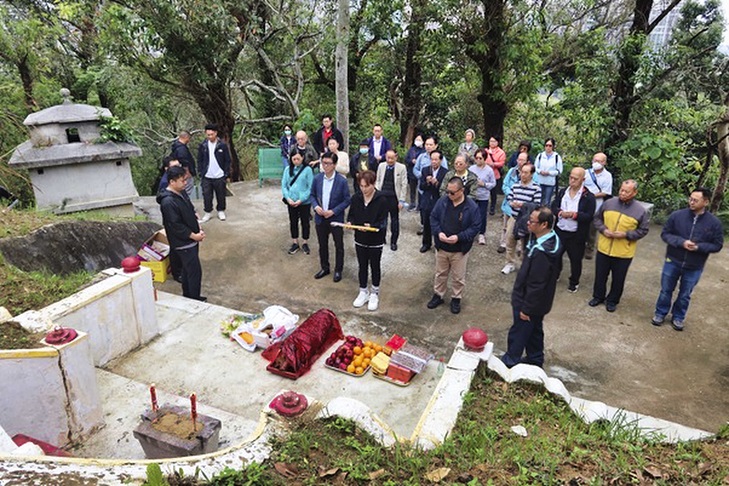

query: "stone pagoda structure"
left=9, top=89, right=142, bottom=216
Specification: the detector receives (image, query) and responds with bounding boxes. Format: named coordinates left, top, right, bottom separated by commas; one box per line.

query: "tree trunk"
left=16, top=56, right=37, bottom=112
left=463, top=0, right=507, bottom=141
left=399, top=0, right=424, bottom=148
left=335, top=0, right=350, bottom=152
left=712, top=111, right=729, bottom=212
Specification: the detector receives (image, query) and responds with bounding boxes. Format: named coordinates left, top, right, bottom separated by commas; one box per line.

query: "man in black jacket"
left=170, top=130, right=196, bottom=197
left=157, top=166, right=206, bottom=301
left=418, top=150, right=448, bottom=253
left=502, top=206, right=562, bottom=368
left=551, top=167, right=595, bottom=293
left=197, top=123, right=231, bottom=223
left=311, top=114, right=344, bottom=157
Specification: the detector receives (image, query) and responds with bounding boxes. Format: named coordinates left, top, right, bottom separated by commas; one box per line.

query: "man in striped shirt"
left=501, top=164, right=542, bottom=275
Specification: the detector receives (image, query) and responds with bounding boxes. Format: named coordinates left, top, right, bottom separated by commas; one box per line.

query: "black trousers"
left=421, top=207, right=434, bottom=247
left=315, top=221, right=344, bottom=272
left=593, top=252, right=633, bottom=305
left=287, top=204, right=311, bottom=240
left=503, top=305, right=545, bottom=368
left=356, top=245, right=382, bottom=288
left=556, top=228, right=587, bottom=286
left=383, top=194, right=400, bottom=245
left=201, top=176, right=226, bottom=212
left=489, top=177, right=503, bottom=212
left=408, top=180, right=418, bottom=207
left=177, top=244, right=202, bottom=300
left=169, top=248, right=182, bottom=280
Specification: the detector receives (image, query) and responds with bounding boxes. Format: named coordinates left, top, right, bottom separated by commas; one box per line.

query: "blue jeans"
left=540, top=184, right=556, bottom=206
left=281, top=156, right=289, bottom=170
left=502, top=305, right=545, bottom=368
left=654, top=259, right=703, bottom=322
left=475, top=199, right=489, bottom=235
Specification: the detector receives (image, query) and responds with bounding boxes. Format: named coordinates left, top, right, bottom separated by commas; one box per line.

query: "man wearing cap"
left=197, top=123, right=231, bottom=223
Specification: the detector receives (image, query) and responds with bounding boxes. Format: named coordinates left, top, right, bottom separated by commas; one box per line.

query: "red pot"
left=462, top=328, right=488, bottom=352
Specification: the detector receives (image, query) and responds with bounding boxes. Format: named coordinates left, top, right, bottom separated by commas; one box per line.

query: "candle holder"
left=133, top=405, right=221, bottom=459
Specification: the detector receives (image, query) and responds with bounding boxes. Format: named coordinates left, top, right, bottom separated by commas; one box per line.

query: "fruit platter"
left=324, top=335, right=383, bottom=377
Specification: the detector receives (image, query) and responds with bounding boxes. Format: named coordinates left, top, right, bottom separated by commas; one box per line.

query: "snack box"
left=386, top=363, right=414, bottom=383
left=138, top=229, right=171, bottom=282
left=384, top=334, right=406, bottom=355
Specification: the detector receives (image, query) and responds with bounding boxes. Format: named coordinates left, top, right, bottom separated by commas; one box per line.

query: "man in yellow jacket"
left=589, top=180, right=649, bottom=312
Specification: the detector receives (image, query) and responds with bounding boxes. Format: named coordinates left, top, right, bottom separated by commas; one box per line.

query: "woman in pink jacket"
left=485, top=135, right=506, bottom=215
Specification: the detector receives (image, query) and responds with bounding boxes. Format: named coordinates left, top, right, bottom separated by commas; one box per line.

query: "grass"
left=0, top=209, right=101, bottom=316
left=159, top=365, right=729, bottom=485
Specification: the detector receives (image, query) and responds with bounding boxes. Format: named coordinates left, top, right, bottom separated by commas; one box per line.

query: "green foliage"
left=206, top=464, right=267, bottom=485
left=97, top=114, right=135, bottom=143
left=143, top=463, right=169, bottom=486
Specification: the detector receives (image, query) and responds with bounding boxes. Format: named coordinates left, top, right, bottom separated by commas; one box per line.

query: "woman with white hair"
left=458, top=129, right=480, bottom=162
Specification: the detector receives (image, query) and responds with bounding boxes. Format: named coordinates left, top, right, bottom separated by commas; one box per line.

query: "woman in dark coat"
left=347, top=170, right=388, bottom=311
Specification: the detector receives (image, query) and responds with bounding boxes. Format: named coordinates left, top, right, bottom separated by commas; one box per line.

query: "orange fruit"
left=353, top=357, right=363, bottom=367
left=353, top=346, right=362, bottom=355
left=347, top=363, right=356, bottom=374
left=363, top=358, right=371, bottom=367
left=364, top=341, right=373, bottom=348
left=374, top=344, right=383, bottom=353
left=355, top=366, right=364, bottom=375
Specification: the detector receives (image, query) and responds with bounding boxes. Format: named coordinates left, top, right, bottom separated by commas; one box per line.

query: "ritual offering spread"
left=325, top=335, right=383, bottom=376
left=372, top=335, right=434, bottom=386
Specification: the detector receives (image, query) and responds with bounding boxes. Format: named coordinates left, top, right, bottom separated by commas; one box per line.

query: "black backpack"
left=513, top=202, right=540, bottom=240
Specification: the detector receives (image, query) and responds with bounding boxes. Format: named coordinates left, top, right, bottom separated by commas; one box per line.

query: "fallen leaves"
left=424, top=467, right=450, bottom=482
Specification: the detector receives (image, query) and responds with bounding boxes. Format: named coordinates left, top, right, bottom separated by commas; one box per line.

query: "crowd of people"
left=154, top=117, right=725, bottom=369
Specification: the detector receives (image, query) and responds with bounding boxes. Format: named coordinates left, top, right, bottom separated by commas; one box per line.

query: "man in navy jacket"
left=502, top=207, right=562, bottom=368
left=368, top=124, right=392, bottom=167
left=197, top=123, right=231, bottom=222
left=310, top=152, right=351, bottom=282
left=651, top=187, right=724, bottom=331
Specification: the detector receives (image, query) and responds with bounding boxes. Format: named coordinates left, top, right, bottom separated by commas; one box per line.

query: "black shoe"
left=333, top=271, right=342, bottom=283
left=496, top=246, right=506, bottom=254
left=314, top=269, right=330, bottom=279
left=489, top=209, right=495, bottom=215
left=588, top=298, right=604, bottom=307
left=417, top=227, right=424, bottom=235
left=450, top=298, right=461, bottom=314
left=287, top=243, right=300, bottom=255
left=419, top=245, right=431, bottom=253
left=195, top=296, right=207, bottom=302
left=606, top=302, right=617, bottom=312
left=173, top=275, right=183, bottom=283
left=671, top=319, right=684, bottom=331
left=302, top=243, right=310, bottom=255
left=568, top=283, right=579, bottom=293
left=391, top=242, right=398, bottom=251
left=427, top=294, right=444, bottom=309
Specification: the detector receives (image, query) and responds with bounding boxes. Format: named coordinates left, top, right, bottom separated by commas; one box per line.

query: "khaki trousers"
left=505, top=216, right=518, bottom=264
left=434, top=249, right=469, bottom=299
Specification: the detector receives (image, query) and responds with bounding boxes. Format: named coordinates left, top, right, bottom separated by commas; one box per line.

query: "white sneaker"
left=218, top=211, right=226, bottom=221
left=501, top=263, right=515, bottom=275
left=199, top=212, right=212, bottom=223
left=353, top=289, right=369, bottom=308
left=367, top=293, right=379, bottom=311
left=478, top=234, right=486, bottom=245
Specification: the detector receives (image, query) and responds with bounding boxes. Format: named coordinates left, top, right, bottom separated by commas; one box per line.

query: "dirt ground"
left=150, top=180, right=729, bottom=434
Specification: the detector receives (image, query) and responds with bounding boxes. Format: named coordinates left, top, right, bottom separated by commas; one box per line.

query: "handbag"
left=282, top=166, right=308, bottom=205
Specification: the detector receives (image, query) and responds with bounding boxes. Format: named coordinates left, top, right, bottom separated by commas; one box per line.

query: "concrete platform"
left=77, top=291, right=441, bottom=459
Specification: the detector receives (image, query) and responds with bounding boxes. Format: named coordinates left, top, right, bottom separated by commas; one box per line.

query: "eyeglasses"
left=688, top=197, right=702, bottom=203
left=321, top=161, right=334, bottom=166
left=446, top=189, right=462, bottom=196
left=527, top=219, right=541, bottom=225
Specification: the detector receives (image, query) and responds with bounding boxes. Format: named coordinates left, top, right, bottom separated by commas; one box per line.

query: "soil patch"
left=0, top=320, right=46, bottom=349
left=151, top=413, right=203, bottom=441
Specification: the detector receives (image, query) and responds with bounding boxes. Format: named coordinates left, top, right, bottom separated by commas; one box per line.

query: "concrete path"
left=140, top=180, right=729, bottom=434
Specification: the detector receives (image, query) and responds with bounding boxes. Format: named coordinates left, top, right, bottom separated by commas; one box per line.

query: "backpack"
left=513, top=202, right=540, bottom=240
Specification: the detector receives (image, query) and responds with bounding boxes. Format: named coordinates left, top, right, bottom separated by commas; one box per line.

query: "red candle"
left=150, top=384, right=158, bottom=412
left=190, top=393, right=197, bottom=425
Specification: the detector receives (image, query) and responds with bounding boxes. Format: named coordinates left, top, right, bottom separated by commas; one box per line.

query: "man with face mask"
left=583, top=152, right=613, bottom=259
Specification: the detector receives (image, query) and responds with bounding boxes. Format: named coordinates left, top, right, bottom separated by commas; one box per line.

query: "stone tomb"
left=9, top=89, right=141, bottom=216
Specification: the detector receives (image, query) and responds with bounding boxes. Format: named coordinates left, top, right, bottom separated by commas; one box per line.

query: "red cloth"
left=263, top=308, right=344, bottom=379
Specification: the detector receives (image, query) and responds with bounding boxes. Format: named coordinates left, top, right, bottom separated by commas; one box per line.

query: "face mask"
left=284, top=130, right=292, bottom=136
left=359, top=148, right=368, bottom=154
left=414, top=140, right=423, bottom=147
left=592, top=162, right=603, bottom=171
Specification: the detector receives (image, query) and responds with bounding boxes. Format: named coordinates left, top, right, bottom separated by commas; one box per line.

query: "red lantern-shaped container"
left=462, top=328, right=488, bottom=352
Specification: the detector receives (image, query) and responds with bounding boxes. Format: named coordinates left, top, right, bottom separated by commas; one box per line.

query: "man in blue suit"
left=310, top=152, right=352, bottom=282
left=368, top=124, right=392, bottom=168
